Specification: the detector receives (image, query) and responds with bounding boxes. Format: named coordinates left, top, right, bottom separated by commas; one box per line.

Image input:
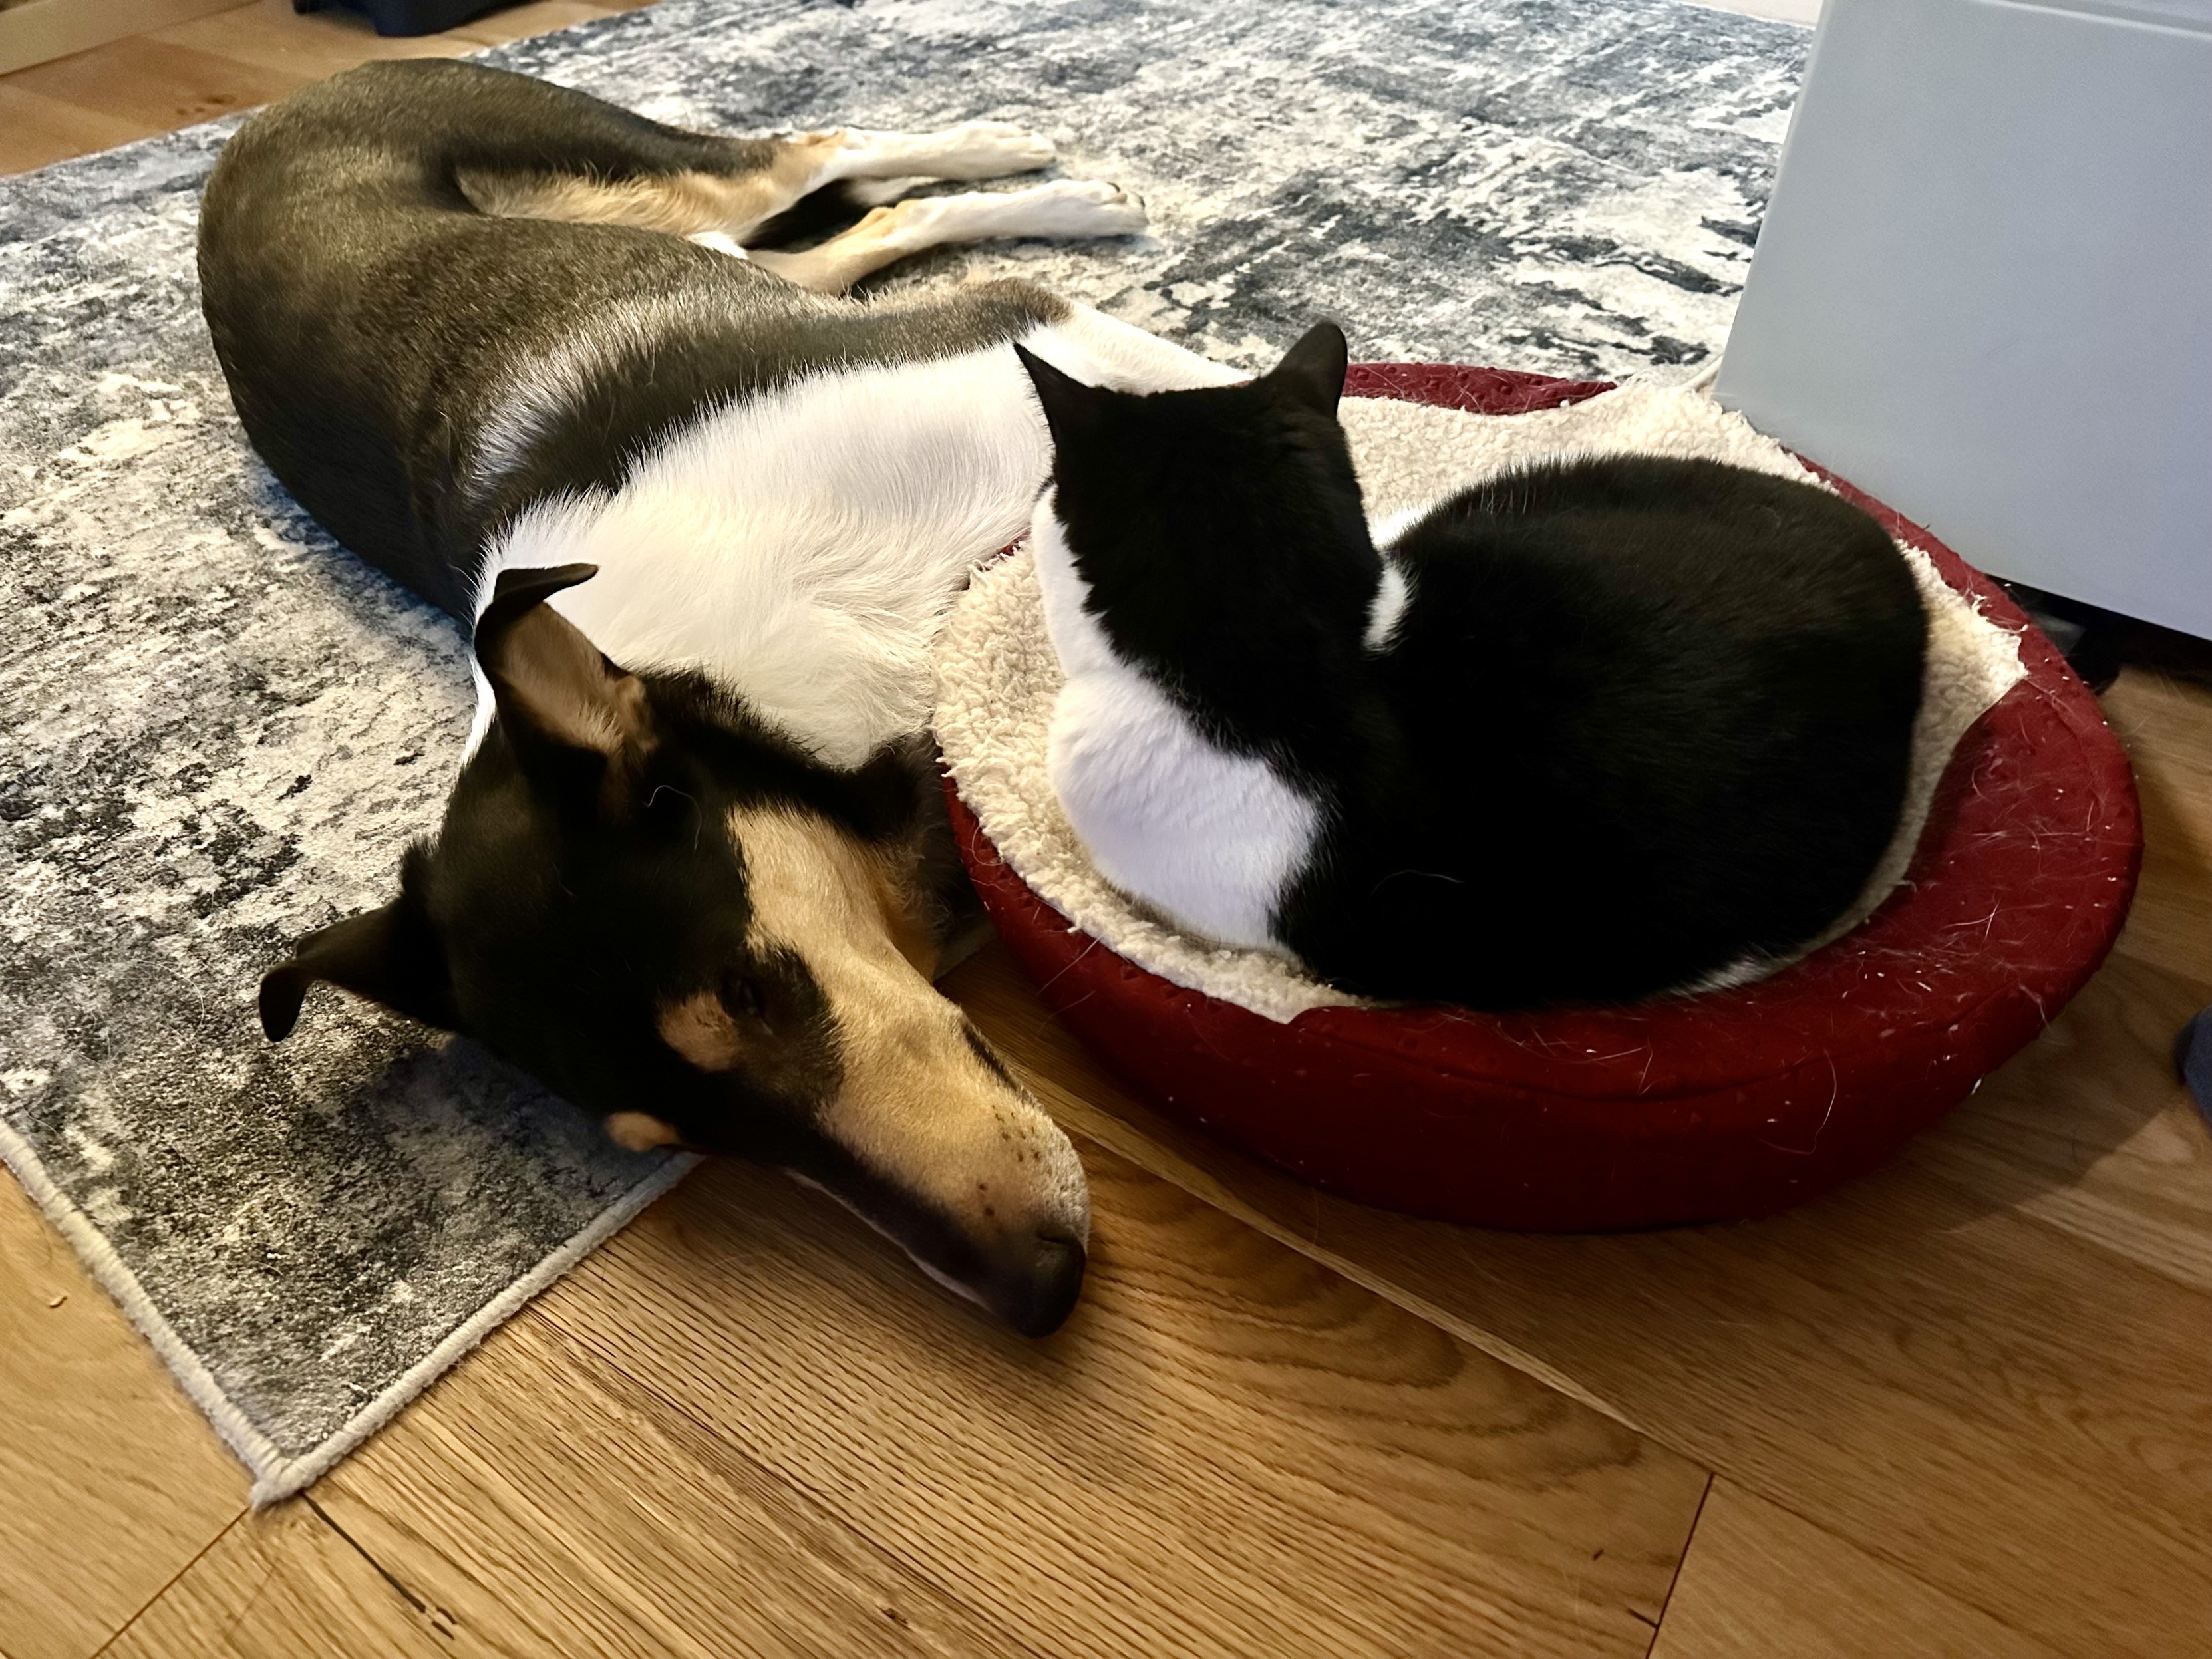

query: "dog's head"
left=260, top=565, right=1088, bottom=1336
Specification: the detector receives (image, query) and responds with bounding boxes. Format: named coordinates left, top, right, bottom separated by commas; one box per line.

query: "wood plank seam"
left=0, top=0, right=240, bottom=77
left=90, top=1511, right=261, bottom=1659
left=500, top=1308, right=1061, bottom=1659
left=302, top=1495, right=458, bottom=1640
left=88, top=1511, right=252, bottom=1658
left=1645, top=1481, right=2077, bottom=1659
left=1640, top=1473, right=1714, bottom=1658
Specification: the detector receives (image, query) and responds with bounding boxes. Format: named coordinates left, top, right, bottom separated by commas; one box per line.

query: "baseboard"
left=0, top=0, right=242, bottom=76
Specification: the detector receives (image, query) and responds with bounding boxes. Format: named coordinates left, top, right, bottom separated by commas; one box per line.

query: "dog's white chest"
left=474, top=305, right=1249, bottom=768
left=488, top=346, right=1050, bottom=768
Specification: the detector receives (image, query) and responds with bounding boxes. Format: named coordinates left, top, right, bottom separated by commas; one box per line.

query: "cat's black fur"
left=1025, top=325, right=1929, bottom=1007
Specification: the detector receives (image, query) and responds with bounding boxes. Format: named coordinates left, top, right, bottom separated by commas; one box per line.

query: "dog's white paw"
left=897, top=179, right=1150, bottom=247
left=846, top=176, right=930, bottom=208
left=932, top=120, right=1058, bottom=179
left=1019, top=178, right=1148, bottom=237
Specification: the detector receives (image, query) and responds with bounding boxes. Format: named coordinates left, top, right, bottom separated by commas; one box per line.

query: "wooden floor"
left=3, top=6, right=2209, bottom=1656
left=0, top=1, right=650, bottom=174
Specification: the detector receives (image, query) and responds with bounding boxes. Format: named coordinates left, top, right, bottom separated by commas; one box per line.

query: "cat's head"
left=1017, top=321, right=1362, bottom=566
left=1016, top=323, right=1387, bottom=740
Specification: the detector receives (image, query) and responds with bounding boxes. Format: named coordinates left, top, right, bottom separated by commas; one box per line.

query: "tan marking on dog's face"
left=605, top=1111, right=682, bottom=1151
left=657, top=990, right=744, bottom=1072
left=866, top=850, right=941, bottom=980
left=729, top=808, right=1090, bottom=1263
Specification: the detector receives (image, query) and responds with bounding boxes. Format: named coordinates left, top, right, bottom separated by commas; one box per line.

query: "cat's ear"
left=1015, top=345, right=1106, bottom=447
left=1267, top=323, right=1348, bottom=416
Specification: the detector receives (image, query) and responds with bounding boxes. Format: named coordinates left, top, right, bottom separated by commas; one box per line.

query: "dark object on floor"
left=2179, top=1007, right=2212, bottom=1130
left=294, top=0, right=510, bottom=39
left=1998, top=582, right=2125, bottom=692
left=1997, top=579, right=2212, bottom=696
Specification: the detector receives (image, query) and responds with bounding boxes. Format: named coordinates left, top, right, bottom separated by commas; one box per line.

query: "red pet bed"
left=950, top=365, right=2141, bottom=1229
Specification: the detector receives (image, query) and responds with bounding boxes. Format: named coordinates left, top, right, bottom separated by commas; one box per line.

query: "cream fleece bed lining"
left=933, top=383, right=2028, bottom=1026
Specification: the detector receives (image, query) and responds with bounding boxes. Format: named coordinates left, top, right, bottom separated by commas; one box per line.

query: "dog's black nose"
left=1004, top=1231, right=1087, bottom=1338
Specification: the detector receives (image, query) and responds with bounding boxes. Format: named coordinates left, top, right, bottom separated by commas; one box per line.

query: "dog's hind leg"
left=748, top=179, right=1147, bottom=293
left=820, top=122, right=1057, bottom=183
left=464, top=123, right=1060, bottom=249
left=685, top=124, right=1066, bottom=257
left=461, top=130, right=854, bottom=243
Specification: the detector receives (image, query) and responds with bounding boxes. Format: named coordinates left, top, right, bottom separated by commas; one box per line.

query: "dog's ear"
left=259, top=884, right=456, bottom=1041
left=1015, top=345, right=1106, bottom=449
left=1267, top=322, right=1348, bottom=416
left=475, top=564, right=652, bottom=797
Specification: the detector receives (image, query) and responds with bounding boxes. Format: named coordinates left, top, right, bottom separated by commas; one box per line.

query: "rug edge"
left=0, top=1113, right=287, bottom=1483
left=247, top=1149, right=701, bottom=1506
left=0, top=1111, right=699, bottom=1505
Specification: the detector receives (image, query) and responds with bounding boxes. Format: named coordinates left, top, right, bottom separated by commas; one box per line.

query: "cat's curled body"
left=1019, top=326, right=1929, bottom=1008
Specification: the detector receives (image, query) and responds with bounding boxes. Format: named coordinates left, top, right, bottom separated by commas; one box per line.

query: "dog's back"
left=205, top=62, right=750, bottom=611
left=198, top=61, right=1062, bottom=618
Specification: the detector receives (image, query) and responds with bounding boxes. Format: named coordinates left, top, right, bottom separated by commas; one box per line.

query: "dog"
left=1020, top=345, right=1929, bottom=1006
left=200, top=59, right=1255, bottom=1337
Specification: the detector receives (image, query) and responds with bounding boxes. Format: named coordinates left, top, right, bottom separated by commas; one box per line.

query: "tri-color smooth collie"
left=200, top=60, right=1237, bottom=1336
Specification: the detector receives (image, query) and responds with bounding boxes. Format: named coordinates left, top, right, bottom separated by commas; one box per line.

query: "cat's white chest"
left=1028, top=496, right=1321, bottom=952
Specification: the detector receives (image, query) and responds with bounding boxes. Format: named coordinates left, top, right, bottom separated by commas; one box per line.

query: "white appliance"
left=1715, top=0, right=2212, bottom=638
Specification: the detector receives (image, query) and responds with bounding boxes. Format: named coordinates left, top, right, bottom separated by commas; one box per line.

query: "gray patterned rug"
left=0, top=0, right=1806, bottom=1500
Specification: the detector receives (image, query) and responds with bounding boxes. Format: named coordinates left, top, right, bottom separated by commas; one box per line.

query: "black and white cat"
left=1019, top=325, right=1931, bottom=1008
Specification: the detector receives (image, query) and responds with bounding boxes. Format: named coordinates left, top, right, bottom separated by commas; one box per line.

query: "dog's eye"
left=720, top=973, right=766, bottom=1022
